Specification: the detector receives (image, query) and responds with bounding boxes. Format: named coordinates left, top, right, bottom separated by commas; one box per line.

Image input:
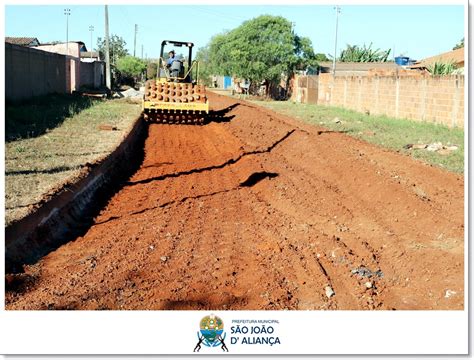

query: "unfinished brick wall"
left=316, top=73, right=464, bottom=128
left=291, top=75, right=318, bottom=104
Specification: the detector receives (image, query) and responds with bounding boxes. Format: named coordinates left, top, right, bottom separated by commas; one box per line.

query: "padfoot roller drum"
left=143, top=80, right=209, bottom=124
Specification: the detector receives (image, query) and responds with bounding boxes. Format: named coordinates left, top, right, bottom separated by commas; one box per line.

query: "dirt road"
left=6, top=93, right=464, bottom=310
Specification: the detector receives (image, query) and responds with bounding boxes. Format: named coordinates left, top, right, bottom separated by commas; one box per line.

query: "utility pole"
left=64, top=8, right=71, bottom=56
left=105, top=5, right=111, bottom=90
left=134, top=24, right=138, bottom=57
left=89, top=25, right=94, bottom=59
left=332, top=6, right=341, bottom=76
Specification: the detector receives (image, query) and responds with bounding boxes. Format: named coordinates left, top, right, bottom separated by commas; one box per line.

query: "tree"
left=195, top=45, right=214, bottom=86
left=315, top=53, right=330, bottom=62
left=453, top=37, right=464, bottom=50
left=116, top=56, right=146, bottom=84
left=205, top=15, right=318, bottom=97
left=96, top=34, right=129, bottom=63
left=207, top=32, right=232, bottom=77
left=146, top=61, right=158, bottom=80
left=339, top=43, right=391, bottom=62
left=293, top=34, right=318, bottom=70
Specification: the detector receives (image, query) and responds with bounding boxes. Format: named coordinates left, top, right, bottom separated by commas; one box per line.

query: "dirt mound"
left=6, top=93, right=464, bottom=310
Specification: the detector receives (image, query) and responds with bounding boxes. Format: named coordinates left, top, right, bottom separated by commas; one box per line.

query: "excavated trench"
left=5, top=104, right=253, bottom=275
left=5, top=92, right=464, bottom=310
left=5, top=117, right=147, bottom=275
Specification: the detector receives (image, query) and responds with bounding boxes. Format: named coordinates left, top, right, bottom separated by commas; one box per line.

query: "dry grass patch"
left=5, top=97, right=142, bottom=225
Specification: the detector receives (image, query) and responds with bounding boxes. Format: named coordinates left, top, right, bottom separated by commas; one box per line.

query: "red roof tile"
left=5, top=37, right=40, bottom=46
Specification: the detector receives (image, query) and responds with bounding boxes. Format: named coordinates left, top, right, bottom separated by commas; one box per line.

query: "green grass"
left=252, top=100, right=464, bottom=174
left=5, top=97, right=142, bottom=225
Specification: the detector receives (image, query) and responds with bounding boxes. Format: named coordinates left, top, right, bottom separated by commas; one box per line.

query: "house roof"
left=410, top=47, right=464, bottom=68
left=317, top=61, right=399, bottom=75
left=318, top=61, right=399, bottom=71
left=5, top=37, right=40, bottom=46
left=40, top=41, right=86, bottom=47
left=80, top=51, right=100, bottom=58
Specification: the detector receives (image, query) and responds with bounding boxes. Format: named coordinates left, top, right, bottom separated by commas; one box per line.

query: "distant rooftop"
left=318, top=61, right=399, bottom=71
left=5, top=37, right=40, bottom=46
left=39, top=41, right=86, bottom=47
left=410, top=47, right=464, bottom=68
left=317, top=61, right=399, bottom=76
left=80, top=51, right=100, bottom=58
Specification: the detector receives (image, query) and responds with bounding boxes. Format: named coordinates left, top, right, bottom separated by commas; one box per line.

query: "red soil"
left=6, top=93, right=464, bottom=310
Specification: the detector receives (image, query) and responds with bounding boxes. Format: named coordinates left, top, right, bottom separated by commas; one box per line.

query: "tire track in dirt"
left=248, top=178, right=375, bottom=310
left=6, top=92, right=464, bottom=310
left=274, top=134, right=462, bottom=310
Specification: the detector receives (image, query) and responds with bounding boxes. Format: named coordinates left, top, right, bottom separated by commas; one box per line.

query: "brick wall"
left=6, top=43, right=105, bottom=102
left=316, top=73, right=464, bottom=128
left=5, top=43, right=67, bottom=102
left=37, top=43, right=82, bottom=93
left=79, top=61, right=105, bottom=89
left=290, top=75, right=318, bottom=104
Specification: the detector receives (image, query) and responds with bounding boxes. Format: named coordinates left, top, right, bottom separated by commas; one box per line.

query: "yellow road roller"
left=143, top=40, right=209, bottom=124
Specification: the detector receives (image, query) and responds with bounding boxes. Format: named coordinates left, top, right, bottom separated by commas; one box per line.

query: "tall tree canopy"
left=315, top=53, right=330, bottom=62
left=195, top=45, right=214, bottom=86
left=201, top=15, right=317, bottom=92
left=116, top=56, right=146, bottom=79
left=96, top=35, right=129, bottom=63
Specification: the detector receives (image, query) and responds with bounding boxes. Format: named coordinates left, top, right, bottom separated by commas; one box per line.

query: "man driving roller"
left=166, top=50, right=176, bottom=67
left=166, top=50, right=182, bottom=79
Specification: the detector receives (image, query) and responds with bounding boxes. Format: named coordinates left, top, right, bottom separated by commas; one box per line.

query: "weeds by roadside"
left=253, top=101, right=464, bottom=174
left=5, top=97, right=142, bottom=225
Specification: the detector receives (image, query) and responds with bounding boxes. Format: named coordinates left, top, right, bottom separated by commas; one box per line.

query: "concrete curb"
left=5, top=115, right=147, bottom=274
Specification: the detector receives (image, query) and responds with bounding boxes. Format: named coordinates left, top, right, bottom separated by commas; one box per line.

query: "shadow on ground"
left=6, top=94, right=96, bottom=142
left=205, top=103, right=240, bottom=124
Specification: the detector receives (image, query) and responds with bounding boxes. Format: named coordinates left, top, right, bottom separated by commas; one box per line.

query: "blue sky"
left=5, top=5, right=465, bottom=61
